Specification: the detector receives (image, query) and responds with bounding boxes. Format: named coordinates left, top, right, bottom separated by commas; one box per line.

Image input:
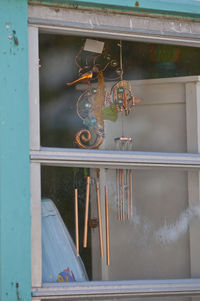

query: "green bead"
left=106, top=54, right=111, bottom=61
left=84, top=102, right=92, bottom=109
left=91, top=88, right=97, bottom=94
left=116, top=68, right=121, bottom=75
left=117, top=87, right=124, bottom=93
left=117, top=99, right=123, bottom=104
left=90, top=117, right=97, bottom=125
left=111, top=60, right=118, bottom=67
left=83, top=117, right=97, bottom=126
left=83, top=117, right=90, bottom=125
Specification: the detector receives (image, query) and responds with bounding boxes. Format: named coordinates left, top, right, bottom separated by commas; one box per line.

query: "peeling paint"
left=0, top=1, right=31, bottom=300
left=29, top=0, right=200, bottom=20
left=16, top=283, right=22, bottom=301
left=89, top=18, right=94, bottom=27
left=12, top=30, right=19, bottom=46
left=7, top=26, right=19, bottom=54
left=7, top=29, right=19, bottom=55
left=129, top=18, right=133, bottom=28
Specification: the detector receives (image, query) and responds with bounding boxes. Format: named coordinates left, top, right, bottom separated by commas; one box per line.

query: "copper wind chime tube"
left=83, top=176, right=90, bottom=248
left=114, top=41, right=135, bottom=222
left=116, top=168, right=133, bottom=221
left=96, top=182, right=104, bottom=258
left=74, top=188, right=79, bottom=256
left=126, top=169, right=129, bottom=220
left=83, top=176, right=110, bottom=265
left=116, top=169, right=120, bottom=220
left=105, top=185, right=110, bottom=266
left=130, top=169, right=133, bottom=217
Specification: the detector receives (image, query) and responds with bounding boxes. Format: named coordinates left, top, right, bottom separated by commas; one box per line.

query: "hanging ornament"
left=112, top=80, right=134, bottom=116
left=66, top=40, right=144, bottom=268
left=83, top=175, right=90, bottom=248
left=66, top=39, right=122, bottom=149
left=113, top=41, right=142, bottom=222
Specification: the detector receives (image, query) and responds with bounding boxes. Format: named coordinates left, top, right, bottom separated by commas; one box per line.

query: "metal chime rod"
left=119, top=40, right=125, bottom=138
left=83, top=176, right=90, bottom=248
left=130, top=169, right=133, bottom=217
left=117, top=168, right=134, bottom=221
left=126, top=169, right=130, bottom=220
left=120, top=169, right=123, bottom=221
left=116, top=169, right=120, bottom=221
left=105, top=185, right=110, bottom=266
left=122, top=169, right=124, bottom=221
left=119, top=40, right=123, bottom=81
left=96, top=182, right=104, bottom=258
left=74, top=188, right=79, bottom=256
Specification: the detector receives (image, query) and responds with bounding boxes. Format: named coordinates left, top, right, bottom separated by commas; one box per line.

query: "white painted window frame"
left=29, top=4, right=200, bottom=300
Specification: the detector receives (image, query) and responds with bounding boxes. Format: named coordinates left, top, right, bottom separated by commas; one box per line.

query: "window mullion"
left=29, top=25, right=40, bottom=151
left=30, top=148, right=200, bottom=169
left=31, top=162, right=42, bottom=288
left=28, top=4, right=200, bottom=48
left=32, top=279, right=200, bottom=299
left=186, top=82, right=200, bottom=278
left=29, top=25, right=42, bottom=290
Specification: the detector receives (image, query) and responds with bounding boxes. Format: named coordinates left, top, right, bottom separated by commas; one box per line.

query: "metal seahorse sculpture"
left=66, top=40, right=121, bottom=149
left=94, top=71, right=105, bottom=128
left=75, top=71, right=105, bottom=149
left=75, top=129, right=104, bottom=149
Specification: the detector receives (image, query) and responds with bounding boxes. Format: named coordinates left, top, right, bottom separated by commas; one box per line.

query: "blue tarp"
left=42, top=199, right=88, bottom=283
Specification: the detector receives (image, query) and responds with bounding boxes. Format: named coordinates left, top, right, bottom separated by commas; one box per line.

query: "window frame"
left=29, top=4, right=200, bottom=300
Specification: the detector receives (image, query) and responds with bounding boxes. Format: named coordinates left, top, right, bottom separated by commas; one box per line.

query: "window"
left=29, top=4, right=200, bottom=300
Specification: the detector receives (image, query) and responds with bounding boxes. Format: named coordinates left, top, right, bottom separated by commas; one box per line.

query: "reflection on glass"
left=40, top=34, right=200, bottom=151
left=41, top=166, right=200, bottom=283
left=41, top=166, right=91, bottom=282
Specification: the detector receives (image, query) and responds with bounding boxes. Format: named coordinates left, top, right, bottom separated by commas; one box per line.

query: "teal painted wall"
left=0, top=0, right=199, bottom=300
left=0, top=0, right=31, bottom=300
left=29, top=0, right=200, bottom=18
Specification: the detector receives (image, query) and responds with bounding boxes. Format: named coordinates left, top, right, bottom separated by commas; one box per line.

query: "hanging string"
left=115, top=41, right=135, bottom=223
left=119, top=40, right=125, bottom=138
left=119, top=40, right=123, bottom=81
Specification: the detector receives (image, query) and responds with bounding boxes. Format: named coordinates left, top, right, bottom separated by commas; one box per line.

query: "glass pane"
left=39, top=34, right=200, bottom=151
left=41, top=166, right=200, bottom=283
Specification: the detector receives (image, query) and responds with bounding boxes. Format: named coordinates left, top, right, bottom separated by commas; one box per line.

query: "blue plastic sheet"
left=42, top=199, right=88, bottom=283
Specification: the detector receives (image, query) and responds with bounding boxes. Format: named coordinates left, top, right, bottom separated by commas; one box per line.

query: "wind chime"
left=112, top=41, right=143, bottom=222
left=66, top=39, right=142, bottom=266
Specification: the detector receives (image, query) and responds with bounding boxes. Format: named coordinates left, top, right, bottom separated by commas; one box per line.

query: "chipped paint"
left=0, top=0, right=31, bottom=300
left=5, top=23, right=10, bottom=29
left=29, top=0, right=200, bottom=19
left=12, top=30, right=19, bottom=46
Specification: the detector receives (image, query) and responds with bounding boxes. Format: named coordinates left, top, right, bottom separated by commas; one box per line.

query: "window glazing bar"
left=32, top=279, right=200, bottom=299
left=30, top=148, right=200, bottom=169
left=28, top=4, right=200, bottom=47
left=37, top=24, right=200, bottom=47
